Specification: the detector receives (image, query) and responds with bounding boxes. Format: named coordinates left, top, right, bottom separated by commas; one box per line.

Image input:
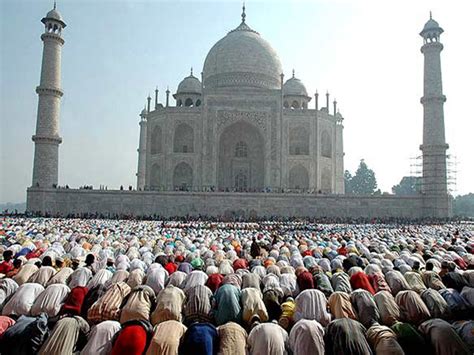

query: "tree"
left=453, top=193, right=474, bottom=217
left=344, top=170, right=354, bottom=194
left=392, top=176, right=420, bottom=196
left=347, top=159, right=377, bottom=195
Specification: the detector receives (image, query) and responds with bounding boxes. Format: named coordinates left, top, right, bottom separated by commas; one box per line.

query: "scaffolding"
left=409, top=154, right=458, bottom=194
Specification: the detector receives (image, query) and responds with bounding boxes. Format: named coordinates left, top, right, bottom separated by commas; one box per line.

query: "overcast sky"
left=1, top=0, right=473, bottom=203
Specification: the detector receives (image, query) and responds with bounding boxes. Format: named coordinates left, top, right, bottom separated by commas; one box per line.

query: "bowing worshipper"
left=0, top=313, right=49, bottom=355
left=183, top=285, right=214, bottom=325
left=374, top=290, right=400, bottom=326
left=350, top=269, right=376, bottom=295
left=12, top=263, right=38, bottom=286
left=391, top=321, right=427, bottom=355
left=0, top=251, right=14, bottom=275
left=396, top=290, right=431, bottom=325
left=328, top=291, right=357, bottom=320
left=151, top=284, right=185, bottom=325
left=366, top=324, right=405, bottom=355
left=324, top=318, right=373, bottom=355
left=206, top=273, right=224, bottom=293
left=460, top=286, right=474, bottom=306
left=87, top=281, right=131, bottom=323
left=310, top=266, right=334, bottom=297
left=296, top=270, right=314, bottom=292
left=127, top=268, right=146, bottom=289
left=178, top=322, right=219, bottom=355
left=385, top=270, right=412, bottom=296
left=289, top=319, right=325, bottom=355
left=0, top=278, right=18, bottom=312
left=80, top=320, right=121, bottom=355
left=2, top=282, right=44, bottom=316
left=0, top=316, right=15, bottom=337
left=5, top=259, right=22, bottom=279
left=438, top=288, right=470, bottom=319
left=60, top=286, right=88, bottom=316
left=184, top=268, right=209, bottom=290
left=166, top=270, right=187, bottom=288
left=213, top=283, right=242, bottom=326
left=241, top=287, right=269, bottom=326
left=442, top=271, right=469, bottom=292
left=217, top=322, right=248, bottom=355
left=421, top=266, right=446, bottom=290
left=28, top=256, right=57, bottom=286
left=146, top=266, right=168, bottom=294
left=247, top=321, right=289, bottom=355
left=331, top=271, right=352, bottom=293
left=47, top=266, right=74, bottom=286
left=146, top=320, right=187, bottom=355
left=242, top=272, right=261, bottom=290
left=452, top=320, right=474, bottom=353
left=350, top=288, right=381, bottom=328
left=403, top=271, right=427, bottom=293
left=86, top=268, right=113, bottom=290
left=110, top=320, right=154, bottom=355
left=38, top=315, right=90, bottom=355
left=30, top=283, right=70, bottom=317
left=120, top=285, right=156, bottom=323
left=420, top=288, right=451, bottom=319
left=278, top=297, right=296, bottom=330
left=221, top=273, right=243, bottom=289
left=68, top=267, right=93, bottom=289
left=108, top=269, right=129, bottom=285
left=418, top=318, right=471, bottom=355
left=294, top=289, right=332, bottom=326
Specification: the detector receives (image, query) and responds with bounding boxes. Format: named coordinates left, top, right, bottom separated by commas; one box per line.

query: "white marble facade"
left=137, top=12, right=344, bottom=194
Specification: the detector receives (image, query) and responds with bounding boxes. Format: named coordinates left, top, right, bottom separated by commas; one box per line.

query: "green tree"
left=349, top=159, right=377, bottom=195
left=344, top=170, right=354, bottom=194
left=392, top=176, right=420, bottom=196
left=453, top=193, right=474, bottom=217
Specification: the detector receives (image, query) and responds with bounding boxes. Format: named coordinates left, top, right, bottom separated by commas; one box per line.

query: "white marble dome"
left=203, top=20, right=283, bottom=90
left=177, top=73, right=202, bottom=94
left=283, top=75, right=308, bottom=97
left=46, top=8, right=63, bottom=22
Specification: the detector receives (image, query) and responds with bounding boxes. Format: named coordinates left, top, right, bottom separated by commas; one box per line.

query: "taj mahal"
left=26, top=4, right=452, bottom=219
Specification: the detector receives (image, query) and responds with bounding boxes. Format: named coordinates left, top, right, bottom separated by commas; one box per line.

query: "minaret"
left=31, top=4, right=66, bottom=188
left=419, top=13, right=450, bottom=216
left=136, top=106, right=148, bottom=190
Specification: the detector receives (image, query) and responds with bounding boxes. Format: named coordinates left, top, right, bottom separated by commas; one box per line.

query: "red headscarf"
left=233, top=258, right=248, bottom=271
left=60, top=286, right=88, bottom=316
left=350, top=272, right=376, bottom=295
left=205, top=273, right=224, bottom=293
left=111, top=324, right=149, bottom=355
left=297, top=271, right=315, bottom=291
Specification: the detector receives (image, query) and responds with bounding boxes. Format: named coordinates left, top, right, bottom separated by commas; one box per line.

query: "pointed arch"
left=289, top=126, right=309, bottom=155
left=173, top=123, right=194, bottom=153
left=289, top=165, right=309, bottom=190
left=150, top=126, right=162, bottom=155
left=321, top=130, right=332, bottom=158
left=150, top=164, right=160, bottom=189
left=173, top=162, right=193, bottom=190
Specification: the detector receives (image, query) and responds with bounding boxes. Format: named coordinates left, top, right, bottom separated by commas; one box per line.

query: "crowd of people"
left=0, top=217, right=472, bottom=354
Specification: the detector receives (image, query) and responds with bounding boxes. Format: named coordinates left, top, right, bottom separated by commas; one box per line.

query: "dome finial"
left=242, top=2, right=246, bottom=23
left=53, top=0, right=56, bottom=10
left=292, top=69, right=295, bottom=78
left=190, top=67, right=193, bottom=76
left=430, top=10, right=432, bottom=20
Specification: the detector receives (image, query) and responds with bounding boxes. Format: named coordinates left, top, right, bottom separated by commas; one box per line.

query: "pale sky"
left=1, top=0, right=473, bottom=203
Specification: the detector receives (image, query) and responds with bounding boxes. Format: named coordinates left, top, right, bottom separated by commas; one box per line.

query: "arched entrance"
left=173, top=162, right=193, bottom=190
left=218, top=121, right=265, bottom=191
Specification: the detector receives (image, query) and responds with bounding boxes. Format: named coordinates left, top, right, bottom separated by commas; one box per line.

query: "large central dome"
left=203, top=14, right=283, bottom=91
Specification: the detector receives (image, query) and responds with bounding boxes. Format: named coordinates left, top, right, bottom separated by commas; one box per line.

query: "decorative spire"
left=292, top=69, right=295, bottom=78
left=54, top=0, right=57, bottom=10
left=430, top=10, right=432, bottom=20
left=190, top=67, right=193, bottom=76
left=242, top=2, right=246, bottom=23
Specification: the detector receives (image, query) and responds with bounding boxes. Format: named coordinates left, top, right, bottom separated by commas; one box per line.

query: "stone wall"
left=27, top=188, right=426, bottom=219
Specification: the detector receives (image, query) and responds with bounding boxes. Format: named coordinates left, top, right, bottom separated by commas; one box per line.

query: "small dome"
left=140, top=108, right=147, bottom=116
left=423, top=18, right=440, bottom=31
left=283, top=75, right=308, bottom=97
left=46, top=8, right=63, bottom=22
left=420, top=14, right=443, bottom=38
left=177, top=72, right=202, bottom=95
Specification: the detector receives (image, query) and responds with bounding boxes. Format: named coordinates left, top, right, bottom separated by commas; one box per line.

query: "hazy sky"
left=1, top=0, right=473, bottom=203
